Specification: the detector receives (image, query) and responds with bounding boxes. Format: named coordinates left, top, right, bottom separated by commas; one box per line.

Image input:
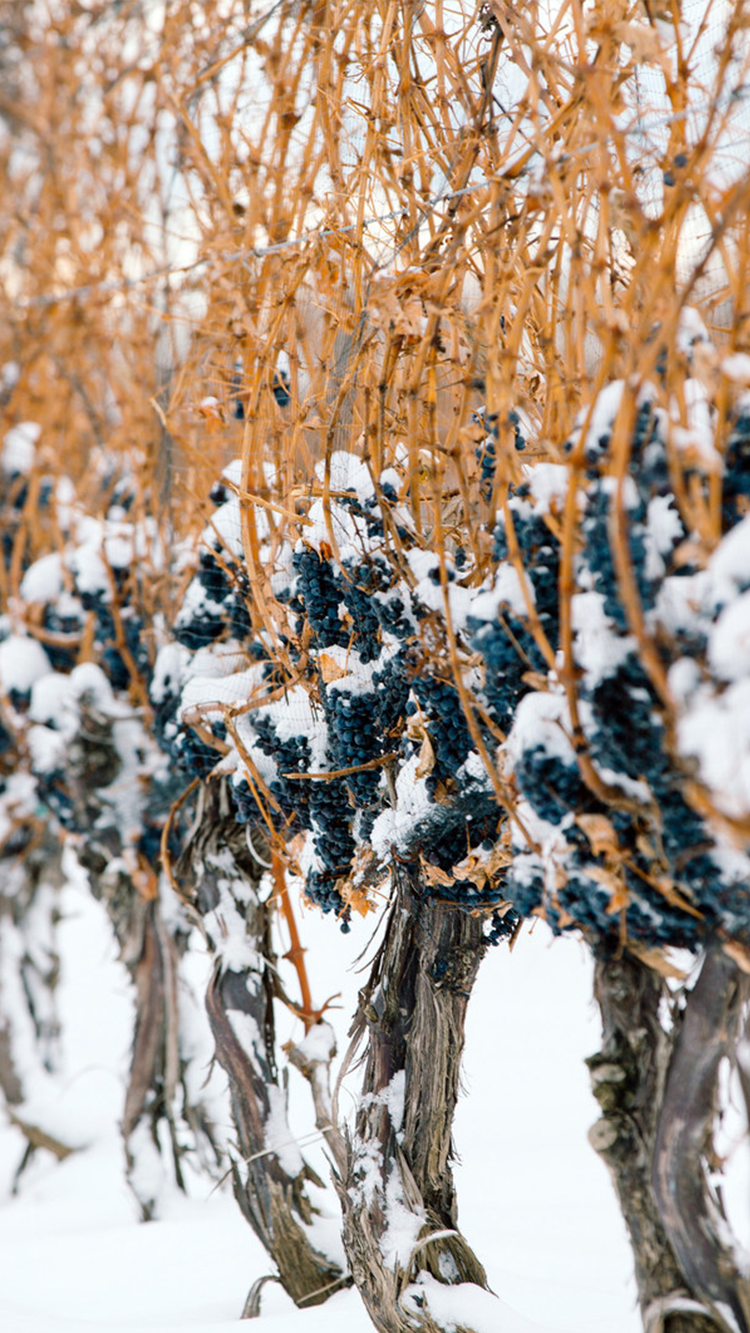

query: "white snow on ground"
left=0, top=870, right=645, bottom=1333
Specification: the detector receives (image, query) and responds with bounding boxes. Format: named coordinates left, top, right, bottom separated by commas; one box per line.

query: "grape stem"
left=272, top=851, right=327, bottom=1033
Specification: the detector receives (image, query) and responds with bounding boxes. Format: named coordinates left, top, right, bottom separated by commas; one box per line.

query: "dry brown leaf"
left=721, top=939, right=750, bottom=976
left=452, top=842, right=511, bottom=888
left=626, top=941, right=689, bottom=982
left=586, top=864, right=629, bottom=913
left=342, top=885, right=376, bottom=918
left=613, top=21, right=670, bottom=72
left=336, top=848, right=389, bottom=918
left=419, top=856, right=454, bottom=888
left=319, top=652, right=347, bottom=684
left=406, top=713, right=426, bottom=743
left=577, top=813, right=620, bottom=859
left=415, top=733, right=436, bottom=780
left=431, top=779, right=456, bottom=805
left=368, top=274, right=425, bottom=339
left=520, top=670, right=550, bottom=692
left=451, top=854, right=488, bottom=889
left=671, top=539, right=709, bottom=569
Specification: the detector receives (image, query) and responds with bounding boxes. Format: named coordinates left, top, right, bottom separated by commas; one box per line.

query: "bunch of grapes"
left=496, top=351, right=750, bottom=950
left=164, top=456, right=518, bottom=923
left=292, top=546, right=349, bottom=649
left=167, top=355, right=750, bottom=956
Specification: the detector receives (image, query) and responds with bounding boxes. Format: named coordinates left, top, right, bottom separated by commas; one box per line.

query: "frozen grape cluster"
left=165, top=313, right=750, bottom=956
left=0, top=429, right=183, bottom=879
left=163, top=452, right=516, bottom=927
left=494, top=324, right=750, bottom=950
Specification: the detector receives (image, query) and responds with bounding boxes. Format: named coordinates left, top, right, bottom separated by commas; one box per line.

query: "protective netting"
left=4, top=0, right=750, bottom=929
left=6, top=8, right=750, bottom=1325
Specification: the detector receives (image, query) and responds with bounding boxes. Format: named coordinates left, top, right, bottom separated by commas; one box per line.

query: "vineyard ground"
left=4, top=866, right=740, bottom=1333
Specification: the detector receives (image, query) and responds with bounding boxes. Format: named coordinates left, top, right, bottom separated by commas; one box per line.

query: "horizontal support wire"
left=14, top=86, right=749, bottom=313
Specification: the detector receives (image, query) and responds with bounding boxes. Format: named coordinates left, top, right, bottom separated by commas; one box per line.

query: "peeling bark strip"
left=47, top=698, right=220, bottom=1217
left=122, top=905, right=185, bottom=1211
left=652, top=947, right=750, bottom=1333
left=178, top=779, right=346, bottom=1310
left=0, top=827, right=63, bottom=1112
left=588, top=950, right=718, bottom=1333
left=337, top=863, right=488, bottom=1333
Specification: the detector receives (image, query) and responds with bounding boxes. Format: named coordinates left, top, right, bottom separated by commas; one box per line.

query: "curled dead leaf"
left=452, top=842, right=511, bottom=888
left=319, top=652, right=347, bottom=684
left=612, top=20, right=671, bottom=73
left=626, top=941, right=689, bottom=982
left=368, top=273, right=425, bottom=339
left=577, top=813, right=620, bottom=859
left=721, top=938, right=750, bottom=976
left=415, top=733, right=436, bottom=780
left=586, top=863, right=630, bottom=914
left=419, top=856, right=455, bottom=889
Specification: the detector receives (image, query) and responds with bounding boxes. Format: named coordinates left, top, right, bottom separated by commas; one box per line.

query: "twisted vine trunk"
left=588, top=948, right=720, bottom=1333
left=0, top=824, right=63, bottom=1110
left=0, top=823, right=68, bottom=1184
left=589, top=945, right=750, bottom=1333
left=61, top=693, right=222, bottom=1217
left=652, top=946, right=750, bottom=1333
left=337, top=864, right=488, bottom=1333
left=177, top=779, right=347, bottom=1312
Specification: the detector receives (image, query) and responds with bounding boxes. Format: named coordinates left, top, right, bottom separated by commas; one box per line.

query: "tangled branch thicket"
left=4, top=1, right=750, bottom=1330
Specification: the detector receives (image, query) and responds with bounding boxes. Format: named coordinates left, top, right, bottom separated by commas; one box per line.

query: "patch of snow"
left=369, top=754, right=434, bottom=859
left=264, top=1084, right=305, bottom=1178
left=571, top=592, right=634, bottom=684
left=677, top=306, right=711, bottom=354
left=470, top=564, right=531, bottom=622
left=382, top=1070, right=405, bottom=1136
left=151, top=642, right=191, bottom=704
left=379, top=1169, right=425, bottom=1272
left=405, top=1272, right=546, bottom=1332
left=710, top=513, right=750, bottom=602
left=523, top=463, right=568, bottom=513
left=504, top=691, right=575, bottom=770
left=294, top=1022, right=336, bottom=1065
left=20, top=553, right=65, bottom=604
left=226, top=1008, right=263, bottom=1064
left=644, top=495, right=683, bottom=581
left=721, top=353, right=750, bottom=385
left=0, top=636, right=52, bottom=693
left=709, top=591, right=750, bottom=681
left=669, top=378, right=719, bottom=468
left=179, top=665, right=265, bottom=723
left=579, top=380, right=625, bottom=455
left=677, top=678, right=750, bottom=817
left=127, top=1118, right=168, bottom=1213
left=1, top=421, right=41, bottom=474
left=315, top=451, right=373, bottom=505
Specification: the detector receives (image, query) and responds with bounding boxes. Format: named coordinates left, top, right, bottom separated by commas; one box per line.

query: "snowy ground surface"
left=0, top=872, right=644, bottom=1333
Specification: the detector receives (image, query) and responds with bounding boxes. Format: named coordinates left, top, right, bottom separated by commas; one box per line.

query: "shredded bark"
left=337, top=862, right=488, bottom=1333
left=589, top=947, right=720, bottom=1333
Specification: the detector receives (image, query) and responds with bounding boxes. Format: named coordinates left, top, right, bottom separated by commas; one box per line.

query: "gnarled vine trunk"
left=588, top=948, right=720, bottom=1333
left=0, top=824, right=62, bottom=1109
left=337, top=863, right=488, bottom=1333
left=0, top=823, right=68, bottom=1181
left=60, top=693, right=222, bottom=1217
left=176, top=778, right=347, bottom=1312
left=652, top=946, right=750, bottom=1333
left=590, top=945, right=750, bottom=1333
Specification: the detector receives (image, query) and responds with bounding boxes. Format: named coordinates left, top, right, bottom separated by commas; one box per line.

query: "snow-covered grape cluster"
left=160, top=308, right=750, bottom=956
left=490, top=319, right=750, bottom=949
left=158, top=455, right=517, bottom=933
left=0, top=424, right=184, bottom=888
left=0, top=406, right=229, bottom=1216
